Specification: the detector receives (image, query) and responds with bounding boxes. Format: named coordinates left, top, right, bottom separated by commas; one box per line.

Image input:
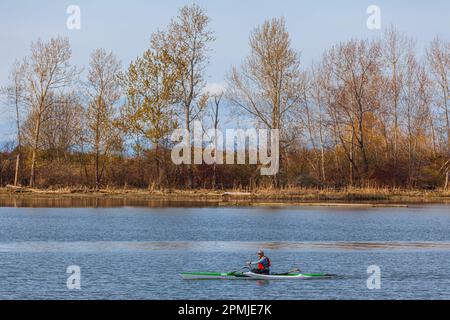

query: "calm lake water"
left=0, top=203, right=449, bottom=300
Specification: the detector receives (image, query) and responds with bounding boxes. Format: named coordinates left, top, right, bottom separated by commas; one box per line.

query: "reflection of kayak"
left=180, top=272, right=253, bottom=280
left=180, top=272, right=336, bottom=280
left=243, top=272, right=336, bottom=280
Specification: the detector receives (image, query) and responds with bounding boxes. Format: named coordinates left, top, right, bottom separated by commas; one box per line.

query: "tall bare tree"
left=382, top=27, right=413, bottom=182
left=205, top=88, right=225, bottom=189
left=1, top=60, right=27, bottom=186
left=307, top=67, right=328, bottom=183
left=322, top=39, right=382, bottom=180
left=402, top=53, right=433, bottom=186
left=227, top=17, right=304, bottom=185
left=21, top=37, right=78, bottom=187
left=427, top=37, right=450, bottom=152
left=86, top=49, right=122, bottom=190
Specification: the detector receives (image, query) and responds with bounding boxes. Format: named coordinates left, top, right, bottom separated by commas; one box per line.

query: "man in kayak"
left=247, top=250, right=271, bottom=275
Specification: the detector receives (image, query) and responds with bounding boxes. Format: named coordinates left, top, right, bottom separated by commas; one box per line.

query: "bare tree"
left=39, top=92, right=84, bottom=156
left=402, top=53, right=433, bottom=186
left=1, top=60, right=27, bottom=186
left=427, top=37, right=450, bottom=152
left=227, top=17, right=303, bottom=185
left=308, top=66, right=328, bottom=183
left=21, top=37, right=78, bottom=187
left=322, top=39, right=382, bottom=180
left=205, top=88, right=225, bottom=189
left=86, top=49, right=122, bottom=190
left=382, top=27, right=413, bottom=182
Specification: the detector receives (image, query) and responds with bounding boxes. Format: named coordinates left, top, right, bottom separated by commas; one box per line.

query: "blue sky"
left=1, top=0, right=449, bottom=141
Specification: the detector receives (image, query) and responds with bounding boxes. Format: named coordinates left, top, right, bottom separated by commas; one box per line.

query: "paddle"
left=228, top=265, right=251, bottom=276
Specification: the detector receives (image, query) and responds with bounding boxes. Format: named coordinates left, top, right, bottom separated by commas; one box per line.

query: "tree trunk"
left=318, top=107, right=326, bottom=184
left=95, top=147, right=100, bottom=190
left=14, top=90, right=22, bottom=187
left=445, top=170, right=449, bottom=190
left=445, top=100, right=450, bottom=153
left=155, top=143, right=161, bottom=190
left=392, top=63, right=399, bottom=186
left=349, top=134, right=354, bottom=187
left=14, top=153, right=20, bottom=186
left=95, top=133, right=100, bottom=190
left=212, top=142, right=217, bottom=190
left=94, top=97, right=102, bottom=191
left=29, top=115, right=42, bottom=188
left=185, top=107, right=193, bottom=189
left=430, top=118, right=437, bottom=157
left=358, top=117, right=369, bottom=176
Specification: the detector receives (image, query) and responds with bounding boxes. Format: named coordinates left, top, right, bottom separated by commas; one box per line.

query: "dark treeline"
left=1, top=5, right=449, bottom=190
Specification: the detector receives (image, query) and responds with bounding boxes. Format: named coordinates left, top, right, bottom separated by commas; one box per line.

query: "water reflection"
left=2, top=196, right=448, bottom=208
left=1, top=241, right=449, bottom=253
left=255, top=280, right=270, bottom=287
left=0, top=197, right=220, bottom=208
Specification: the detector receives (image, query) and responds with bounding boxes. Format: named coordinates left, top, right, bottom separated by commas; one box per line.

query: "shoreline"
left=1, top=187, right=449, bottom=207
